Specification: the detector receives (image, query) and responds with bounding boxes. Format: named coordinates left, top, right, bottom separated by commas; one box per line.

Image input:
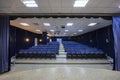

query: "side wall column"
left=34, top=38, right=38, bottom=46
left=42, top=32, right=47, bottom=44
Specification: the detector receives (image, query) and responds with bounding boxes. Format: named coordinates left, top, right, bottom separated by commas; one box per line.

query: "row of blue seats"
left=19, top=50, right=58, bottom=53
left=28, top=48, right=59, bottom=50
left=66, top=50, right=104, bottom=54
left=18, top=42, right=59, bottom=58
left=62, top=41, right=105, bottom=58
left=30, top=48, right=59, bottom=49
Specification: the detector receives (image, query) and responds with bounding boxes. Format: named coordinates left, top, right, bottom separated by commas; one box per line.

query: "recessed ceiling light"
left=88, top=23, right=97, bottom=26
left=73, top=0, right=89, bottom=7
left=78, top=29, right=83, bottom=32
left=66, top=23, right=73, bottom=26
left=65, top=30, right=69, bottom=32
left=22, top=0, right=36, bottom=4
left=20, top=22, right=30, bottom=26
left=43, top=23, right=50, bottom=26
left=26, top=3, right=38, bottom=7
left=64, top=33, right=66, bottom=35
left=21, top=0, right=38, bottom=7
left=36, top=30, right=40, bottom=31
left=74, top=33, right=77, bottom=34
left=50, top=30, right=55, bottom=32
left=118, top=5, right=120, bottom=8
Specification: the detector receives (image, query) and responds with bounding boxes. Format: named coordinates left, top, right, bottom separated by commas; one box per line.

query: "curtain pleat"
left=113, top=17, right=120, bottom=71
left=0, top=16, right=10, bottom=73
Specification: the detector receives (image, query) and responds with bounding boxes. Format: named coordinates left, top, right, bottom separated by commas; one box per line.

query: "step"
left=56, top=58, right=67, bottom=61
left=59, top=50, right=65, bottom=52
left=59, top=51, right=65, bottom=52
left=16, top=59, right=109, bottom=64
left=59, top=52, right=67, bottom=54
left=56, top=57, right=66, bottom=59
left=59, top=48, right=64, bottom=49
left=56, top=55, right=66, bottom=58
left=56, top=55, right=66, bottom=57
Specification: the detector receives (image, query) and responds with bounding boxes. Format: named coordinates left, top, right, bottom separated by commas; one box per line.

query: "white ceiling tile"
left=36, top=0, right=49, bottom=8
left=49, top=0, right=61, bottom=8
left=61, top=0, right=74, bottom=8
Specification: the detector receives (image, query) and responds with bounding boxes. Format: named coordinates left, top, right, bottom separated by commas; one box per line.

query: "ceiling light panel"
left=26, top=3, right=38, bottom=7
left=50, top=30, right=55, bottom=32
left=20, top=22, right=30, bottom=26
left=78, top=29, right=83, bottom=32
left=66, top=23, right=73, bottom=26
left=23, top=0, right=36, bottom=4
left=21, top=0, right=38, bottom=7
left=36, top=29, right=40, bottom=31
left=65, top=30, right=69, bottom=32
left=73, top=0, right=89, bottom=7
left=118, top=5, right=120, bottom=8
left=88, top=23, right=97, bottom=26
left=43, top=23, right=50, bottom=26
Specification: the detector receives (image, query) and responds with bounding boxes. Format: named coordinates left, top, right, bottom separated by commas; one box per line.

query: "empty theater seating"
left=62, top=41, right=105, bottom=59
left=18, top=42, right=59, bottom=58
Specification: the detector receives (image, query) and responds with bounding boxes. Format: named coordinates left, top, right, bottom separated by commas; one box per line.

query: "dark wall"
left=10, top=26, right=42, bottom=57
left=10, top=26, right=16, bottom=57
left=51, top=36, right=72, bottom=41
left=72, top=25, right=115, bottom=58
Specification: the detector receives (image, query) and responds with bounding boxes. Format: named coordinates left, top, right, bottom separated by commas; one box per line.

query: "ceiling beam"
left=0, top=13, right=120, bottom=16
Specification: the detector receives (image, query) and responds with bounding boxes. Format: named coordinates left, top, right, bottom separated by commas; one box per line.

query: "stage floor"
left=0, top=67, right=120, bottom=80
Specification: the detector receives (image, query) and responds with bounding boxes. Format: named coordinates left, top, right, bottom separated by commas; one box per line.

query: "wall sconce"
left=47, top=36, right=49, bottom=39
left=90, top=40, right=92, bottom=43
left=106, top=38, right=109, bottom=43
left=39, top=39, right=42, bottom=42
left=25, top=38, right=30, bottom=42
left=50, top=39, right=52, bottom=42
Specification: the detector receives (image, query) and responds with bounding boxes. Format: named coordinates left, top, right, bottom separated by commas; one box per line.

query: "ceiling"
left=10, top=17, right=112, bottom=36
left=0, top=0, right=120, bottom=14
left=0, top=0, right=115, bottom=36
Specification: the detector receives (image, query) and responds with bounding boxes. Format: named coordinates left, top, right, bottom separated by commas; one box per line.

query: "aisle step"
left=59, top=50, right=65, bottom=52
left=57, top=42, right=67, bottom=59
left=59, top=52, right=67, bottom=54
left=56, top=55, right=66, bottom=57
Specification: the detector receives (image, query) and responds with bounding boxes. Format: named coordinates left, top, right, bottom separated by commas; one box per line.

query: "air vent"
left=61, top=25, right=65, bottom=29
left=33, top=22, right=39, bottom=26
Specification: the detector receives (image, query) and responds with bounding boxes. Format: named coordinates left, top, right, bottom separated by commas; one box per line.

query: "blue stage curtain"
left=113, top=16, right=120, bottom=71
left=0, top=16, right=10, bottom=73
